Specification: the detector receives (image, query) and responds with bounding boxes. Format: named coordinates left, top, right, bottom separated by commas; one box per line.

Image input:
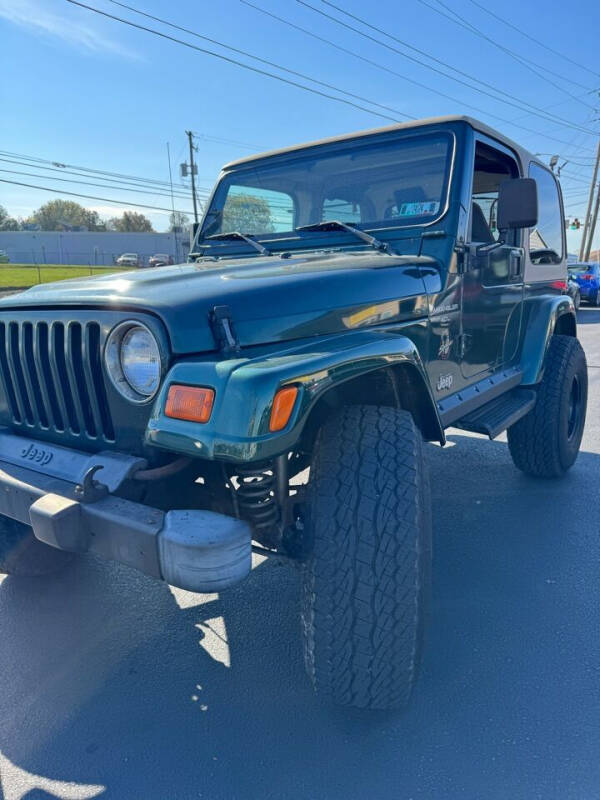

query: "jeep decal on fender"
left=436, top=373, right=454, bottom=392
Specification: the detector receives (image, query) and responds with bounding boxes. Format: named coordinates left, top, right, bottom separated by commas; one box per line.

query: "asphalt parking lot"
left=0, top=309, right=599, bottom=800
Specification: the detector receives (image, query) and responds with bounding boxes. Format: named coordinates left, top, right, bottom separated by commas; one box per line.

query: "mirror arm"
left=456, top=231, right=507, bottom=274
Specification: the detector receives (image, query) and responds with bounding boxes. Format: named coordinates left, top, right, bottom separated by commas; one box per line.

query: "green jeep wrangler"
left=0, top=116, right=587, bottom=710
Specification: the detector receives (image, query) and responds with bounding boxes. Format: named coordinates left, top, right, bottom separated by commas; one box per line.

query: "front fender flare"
left=145, top=329, right=443, bottom=463
left=519, top=294, right=576, bottom=385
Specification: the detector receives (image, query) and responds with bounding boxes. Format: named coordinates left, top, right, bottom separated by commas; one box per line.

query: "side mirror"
left=497, top=178, right=538, bottom=230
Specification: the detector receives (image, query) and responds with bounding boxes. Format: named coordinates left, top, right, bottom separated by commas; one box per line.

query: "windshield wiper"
left=295, top=220, right=391, bottom=253
left=206, top=231, right=271, bottom=256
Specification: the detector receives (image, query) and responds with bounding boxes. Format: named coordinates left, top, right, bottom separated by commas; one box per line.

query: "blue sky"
left=1, top=0, right=599, bottom=252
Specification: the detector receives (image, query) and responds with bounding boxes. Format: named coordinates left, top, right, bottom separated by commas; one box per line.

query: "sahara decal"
left=431, top=302, right=459, bottom=318
left=438, top=332, right=452, bottom=359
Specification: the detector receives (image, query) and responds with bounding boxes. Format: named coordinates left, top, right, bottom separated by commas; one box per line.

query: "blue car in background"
left=568, top=263, right=600, bottom=306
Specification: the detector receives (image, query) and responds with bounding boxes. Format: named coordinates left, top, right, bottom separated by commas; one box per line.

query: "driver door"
left=460, top=137, right=525, bottom=379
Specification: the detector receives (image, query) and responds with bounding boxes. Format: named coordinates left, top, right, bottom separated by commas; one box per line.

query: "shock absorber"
left=235, top=462, right=280, bottom=544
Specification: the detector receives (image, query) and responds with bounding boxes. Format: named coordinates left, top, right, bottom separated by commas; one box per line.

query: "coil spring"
left=235, top=462, right=279, bottom=534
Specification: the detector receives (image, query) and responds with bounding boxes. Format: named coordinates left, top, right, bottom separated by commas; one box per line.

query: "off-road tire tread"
left=507, top=335, right=587, bottom=477
left=301, top=405, right=431, bottom=710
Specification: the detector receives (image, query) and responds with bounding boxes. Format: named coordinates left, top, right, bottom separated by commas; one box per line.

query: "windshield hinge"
left=457, top=333, right=472, bottom=358
left=210, top=305, right=240, bottom=354
left=454, top=243, right=468, bottom=274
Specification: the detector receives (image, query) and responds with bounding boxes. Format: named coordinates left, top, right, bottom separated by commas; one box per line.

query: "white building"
left=0, top=231, right=192, bottom=266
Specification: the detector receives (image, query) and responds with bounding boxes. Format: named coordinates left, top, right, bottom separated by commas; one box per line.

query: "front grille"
left=0, top=320, right=115, bottom=443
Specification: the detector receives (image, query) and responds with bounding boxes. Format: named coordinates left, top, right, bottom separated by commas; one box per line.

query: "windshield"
left=200, top=132, right=453, bottom=244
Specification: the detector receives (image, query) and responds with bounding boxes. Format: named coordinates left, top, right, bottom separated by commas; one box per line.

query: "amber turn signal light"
left=269, top=386, right=298, bottom=432
left=165, top=385, right=215, bottom=423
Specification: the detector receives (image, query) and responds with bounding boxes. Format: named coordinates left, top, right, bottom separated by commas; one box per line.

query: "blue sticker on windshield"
left=399, top=201, right=439, bottom=217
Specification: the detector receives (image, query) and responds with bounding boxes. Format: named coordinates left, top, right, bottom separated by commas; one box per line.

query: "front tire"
left=0, top=517, right=74, bottom=577
left=301, top=405, right=431, bottom=710
left=507, top=335, right=587, bottom=477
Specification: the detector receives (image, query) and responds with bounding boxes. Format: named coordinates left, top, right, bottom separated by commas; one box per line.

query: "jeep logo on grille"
left=20, top=443, right=54, bottom=466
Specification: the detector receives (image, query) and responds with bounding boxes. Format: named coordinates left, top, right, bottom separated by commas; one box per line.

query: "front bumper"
left=0, top=430, right=251, bottom=592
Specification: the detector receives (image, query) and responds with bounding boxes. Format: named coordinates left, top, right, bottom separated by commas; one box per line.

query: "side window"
left=471, top=141, right=519, bottom=244
left=528, top=163, right=564, bottom=264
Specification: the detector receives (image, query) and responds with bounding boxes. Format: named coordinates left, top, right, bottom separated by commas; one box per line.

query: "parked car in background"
left=148, top=253, right=174, bottom=267
left=567, top=275, right=581, bottom=310
left=0, top=250, right=10, bottom=264
left=568, top=262, right=600, bottom=306
left=116, top=253, right=141, bottom=267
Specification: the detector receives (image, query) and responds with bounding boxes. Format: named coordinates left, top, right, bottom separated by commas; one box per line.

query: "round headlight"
left=105, top=322, right=162, bottom=402
left=120, top=327, right=161, bottom=397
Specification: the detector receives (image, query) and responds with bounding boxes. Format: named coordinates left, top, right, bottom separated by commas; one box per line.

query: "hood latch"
left=210, top=305, right=240, bottom=354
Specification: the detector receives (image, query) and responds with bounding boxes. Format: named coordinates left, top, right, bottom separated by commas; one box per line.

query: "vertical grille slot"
left=0, top=316, right=116, bottom=444
left=22, top=322, right=49, bottom=428
left=69, top=323, right=96, bottom=437
left=85, top=323, right=115, bottom=441
left=9, top=322, right=34, bottom=424
left=36, top=322, right=64, bottom=431
left=0, top=322, right=20, bottom=423
left=51, top=323, right=80, bottom=434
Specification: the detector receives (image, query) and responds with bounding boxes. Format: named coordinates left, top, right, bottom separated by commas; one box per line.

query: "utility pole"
left=186, top=130, right=199, bottom=224
left=579, top=138, right=600, bottom=261
left=166, top=142, right=179, bottom=264
left=584, top=180, right=600, bottom=261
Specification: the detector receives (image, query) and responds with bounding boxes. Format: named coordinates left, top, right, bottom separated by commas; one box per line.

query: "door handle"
left=509, top=248, right=523, bottom=278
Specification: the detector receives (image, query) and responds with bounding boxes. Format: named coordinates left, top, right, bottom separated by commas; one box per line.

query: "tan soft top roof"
left=223, top=115, right=534, bottom=170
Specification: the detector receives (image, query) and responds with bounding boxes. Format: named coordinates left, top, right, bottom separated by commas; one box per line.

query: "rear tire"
left=0, top=517, right=74, bottom=577
left=507, top=335, right=587, bottom=477
left=301, top=405, right=431, bottom=710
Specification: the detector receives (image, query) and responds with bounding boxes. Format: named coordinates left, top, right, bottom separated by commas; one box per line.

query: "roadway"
left=0, top=308, right=599, bottom=799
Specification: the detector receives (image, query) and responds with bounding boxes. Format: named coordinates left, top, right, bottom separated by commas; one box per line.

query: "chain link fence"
left=2, top=250, right=189, bottom=267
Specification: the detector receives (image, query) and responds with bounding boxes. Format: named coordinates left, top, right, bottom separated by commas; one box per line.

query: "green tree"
left=29, top=199, right=105, bottom=231
left=221, top=194, right=274, bottom=234
left=108, top=211, right=155, bottom=232
left=0, top=205, right=20, bottom=231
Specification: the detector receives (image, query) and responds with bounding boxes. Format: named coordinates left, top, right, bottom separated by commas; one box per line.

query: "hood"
left=0, top=251, right=434, bottom=354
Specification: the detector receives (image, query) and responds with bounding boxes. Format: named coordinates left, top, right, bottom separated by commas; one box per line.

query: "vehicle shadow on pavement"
left=0, top=434, right=599, bottom=799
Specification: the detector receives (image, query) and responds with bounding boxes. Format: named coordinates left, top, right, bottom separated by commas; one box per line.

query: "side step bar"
left=454, top=388, right=536, bottom=439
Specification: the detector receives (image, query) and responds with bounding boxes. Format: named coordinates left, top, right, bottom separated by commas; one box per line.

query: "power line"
left=105, top=0, right=414, bottom=121
left=242, top=0, right=522, bottom=125
left=308, top=0, right=599, bottom=138
left=464, top=0, right=600, bottom=81
left=414, top=0, right=597, bottom=107
left=191, top=132, right=266, bottom=151
left=0, top=148, right=192, bottom=192
left=0, top=158, right=208, bottom=201
left=67, top=0, right=599, bottom=151
left=0, top=178, right=194, bottom=215
left=65, top=0, right=413, bottom=123
left=246, top=0, right=598, bottom=153
left=0, top=167, right=210, bottom=202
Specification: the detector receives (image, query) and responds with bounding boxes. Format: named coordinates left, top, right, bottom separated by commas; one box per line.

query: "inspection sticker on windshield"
left=399, top=201, right=439, bottom=217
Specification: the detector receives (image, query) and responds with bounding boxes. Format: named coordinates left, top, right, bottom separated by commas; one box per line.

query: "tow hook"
left=74, top=465, right=109, bottom=503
